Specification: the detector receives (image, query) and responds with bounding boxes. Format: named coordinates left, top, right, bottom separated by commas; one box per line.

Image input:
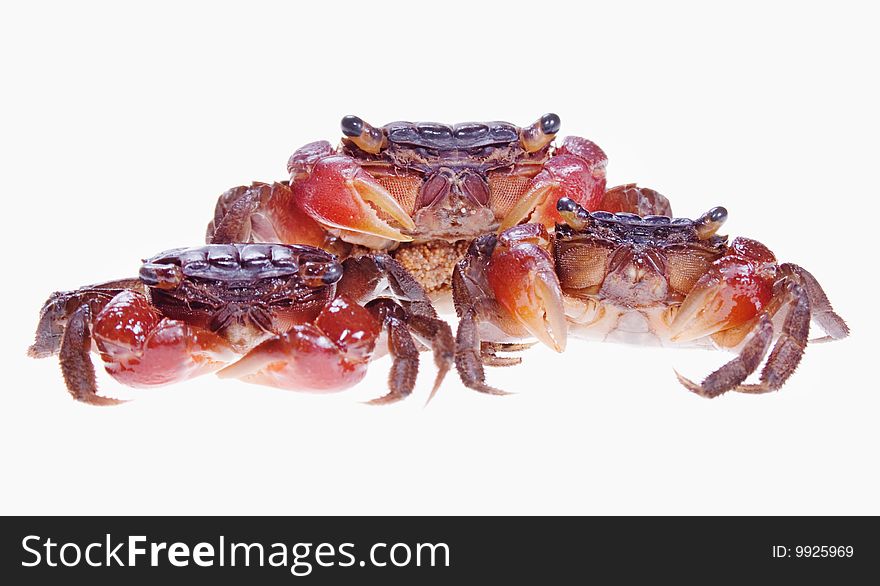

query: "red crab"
left=29, top=244, right=453, bottom=405
left=452, top=198, right=849, bottom=396
left=206, top=114, right=671, bottom=295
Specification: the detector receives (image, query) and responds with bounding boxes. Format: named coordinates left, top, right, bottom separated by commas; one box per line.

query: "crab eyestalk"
left=298, top=260, right=344, bottom=288
left=138, top=262, right=183, bottom=290
left=519, top=113, right=561, bottom=153
left=341, top=115, right=386, bottom=154
left=694, top=206, right=728, bottom=240
left=556, top=197, right=592, bottom=231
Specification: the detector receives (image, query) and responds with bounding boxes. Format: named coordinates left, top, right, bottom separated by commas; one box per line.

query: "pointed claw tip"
left=80, top=395, right=129, bottom=407
left=352, top=177, right=416, bottom=233
left=365, top=391, right=408, bottom=406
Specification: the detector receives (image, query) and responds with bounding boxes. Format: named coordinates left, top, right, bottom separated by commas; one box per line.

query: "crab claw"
left=498, top=136, right=607, bottom=231
left=292, top=154, right=416, bottom=246
left=669, top=257, right=773, bottom=343
left=218, top=297, right=381, bottom=392
left=486, top=228, right=567, bottom=352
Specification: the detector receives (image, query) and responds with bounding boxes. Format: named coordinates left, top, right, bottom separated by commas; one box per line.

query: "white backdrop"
left=1, top=1, right=876, bottom=515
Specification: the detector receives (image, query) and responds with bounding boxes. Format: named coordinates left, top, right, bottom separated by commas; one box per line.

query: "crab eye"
left=540, top=113, right=561, bottom=135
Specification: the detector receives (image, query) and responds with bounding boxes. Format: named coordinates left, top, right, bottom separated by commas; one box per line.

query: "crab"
left=452, top=197, right=849, bottom=396
left=28, top=244, right=453, bottom=405
left=205, top=114, right=671, bottom=295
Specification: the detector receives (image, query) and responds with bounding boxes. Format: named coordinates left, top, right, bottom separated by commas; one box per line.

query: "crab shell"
left=208, top=114, right=609, bottom=253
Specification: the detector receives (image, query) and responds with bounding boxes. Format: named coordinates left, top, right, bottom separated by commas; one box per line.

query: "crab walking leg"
left=480, top=342, right=536, bottom=367
left=58, top=304, right=125, bottom=406
left=217, top=296, right=381, bottom=392
left=29, top=280, right=149, bottom=405
left=338, top=254, right=455, bottom=398
left=28, top=279, right=145, bottom=359
left=734, top=282, right=813, bottom=394
left=676, top=314, right=774, bottom=398
left=452, top=233, right=552, bottom=395
left=780, top=263, right=850, bottom=342
left=206, top=181, right=338, bottom=250
left=452, top=237, right=504, bottom=395
left=364, top=299, right=420, bottom=405
left=92, top=290, right=235, bottom=389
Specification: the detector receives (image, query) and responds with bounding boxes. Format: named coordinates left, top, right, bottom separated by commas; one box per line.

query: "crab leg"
left=364, top=299, right=420, bottom=405
left=676, top=314, right=773, bottom=398
left=732, top=281, right=812, bottom=394
left=28, top=279, right=144, bottom=360
left=451, top=228, right=566, bottom=395
left=206, top=181, right=341, bottom=252
left=454, top=306, right=509, bottom=396
left=29, top=280, right=147, bottom=405
left=480, top=342, right=536, bottom=367
left=58, top=304, right=124, bottom=406
left=780, top=263, right=849, bottom=342
left=337, top=254, right=455, bottom=400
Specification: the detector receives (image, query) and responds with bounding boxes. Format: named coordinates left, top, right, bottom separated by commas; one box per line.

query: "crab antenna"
left=341, top=115, right=386, bottom=154
left=556, top=197, right=591, bottom=231
left=694, top=206, right=728, bottom=239
left=520, top=113, right=560, bottom=153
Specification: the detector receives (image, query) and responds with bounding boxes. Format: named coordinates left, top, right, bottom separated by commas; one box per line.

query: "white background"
left=1, top=1, right=877, bottom=515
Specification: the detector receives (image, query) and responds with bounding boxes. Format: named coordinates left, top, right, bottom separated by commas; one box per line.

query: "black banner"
left=1, top=516, right=876, bottom=582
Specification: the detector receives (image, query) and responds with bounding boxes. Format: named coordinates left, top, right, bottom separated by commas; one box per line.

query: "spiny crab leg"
left=292, top=154, right=415, bottom=245
left=487, top=224, right=567, bottom=352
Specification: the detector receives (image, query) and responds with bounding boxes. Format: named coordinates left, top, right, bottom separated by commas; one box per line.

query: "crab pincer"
left=288, top=144, right=416, bottom=247
left=452, top=224, right=567, bottom=395
left=487, top=224, right=567, bottom=353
